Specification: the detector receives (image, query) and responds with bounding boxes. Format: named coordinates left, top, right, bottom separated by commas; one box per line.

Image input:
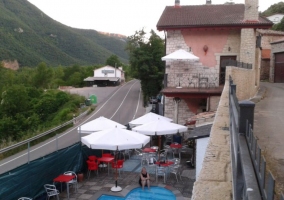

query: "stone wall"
left=191, top=66, right=257, bottom=199
left=164, top=97, right=195, bottom=125
left=261, top=35, right=284, bottom=49
left=227, top=66, right=257, bottom=100
left=191, top=80, right=231, bottom=200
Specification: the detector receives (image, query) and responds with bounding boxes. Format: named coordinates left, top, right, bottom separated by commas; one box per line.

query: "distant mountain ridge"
left=98, top=31, right=127, bottom=39
left=0, top=0, right=129, bottom=67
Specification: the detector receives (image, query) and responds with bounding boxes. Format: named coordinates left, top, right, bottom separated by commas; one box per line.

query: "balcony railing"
left=164, top=73, right=224, bottom=89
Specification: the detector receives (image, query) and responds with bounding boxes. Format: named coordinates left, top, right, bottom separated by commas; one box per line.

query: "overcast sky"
left=27, top=0, right=282, bottom=37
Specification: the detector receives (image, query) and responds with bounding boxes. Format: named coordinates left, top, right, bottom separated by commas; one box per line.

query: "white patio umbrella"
left=77, top=116, right=126, bottom=134
left=129, top=112, right=173, bottom=128
left=132, top=119, right=187, bottom=135
left=162, top=49, right=200, bottom=88
left=161, top=49, right=200, bottom=61
left=81, top=127, right=150, bottom=192
left=132, top=119, right=188, bottom=160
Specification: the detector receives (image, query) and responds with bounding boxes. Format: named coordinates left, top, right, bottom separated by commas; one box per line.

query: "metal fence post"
left=239, top=100, right=255, bottom=134
left=28, top=142, right=30, bottom=164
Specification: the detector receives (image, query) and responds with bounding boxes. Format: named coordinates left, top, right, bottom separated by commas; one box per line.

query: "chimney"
left=206, top=0, right=212, bottom=4
left=175, top=0, right=180, bottom=8
left=244, top=0, right=259, bottom=21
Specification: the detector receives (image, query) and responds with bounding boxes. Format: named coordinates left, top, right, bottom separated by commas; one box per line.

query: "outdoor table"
left=97, top=157, right=114, bottom=175
left=143, top=148, right=156, bottom=153
left=170, top=143, right=182, bottom=160
left=53, top=174, right=75, bottom=200
left=151, top=146, right=159, bottom=150
left=155, top=161, right=174, bottom=167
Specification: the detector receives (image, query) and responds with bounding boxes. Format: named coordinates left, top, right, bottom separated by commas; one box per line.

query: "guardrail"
left=0, top=109, right=89, bottom=155
left=229, top=76, right=283, bottom=200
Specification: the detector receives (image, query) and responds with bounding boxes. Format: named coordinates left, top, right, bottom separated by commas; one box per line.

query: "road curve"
left=0, top=79, right=146, bottom=174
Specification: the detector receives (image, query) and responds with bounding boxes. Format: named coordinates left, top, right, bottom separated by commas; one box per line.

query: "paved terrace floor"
left=57, top=154, right=195, bottom=200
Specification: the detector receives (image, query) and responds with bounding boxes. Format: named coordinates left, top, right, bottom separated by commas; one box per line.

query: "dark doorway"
left=274, top=52, right=284, bottom=83
left=219, top=56, right=237, bottom=85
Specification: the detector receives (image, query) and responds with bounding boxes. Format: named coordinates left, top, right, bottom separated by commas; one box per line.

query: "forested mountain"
left=0, top=0, right=128, bottom=67
left=261, top=2, right=284, bottom=16
left=261, top=2, right=284, bottom=31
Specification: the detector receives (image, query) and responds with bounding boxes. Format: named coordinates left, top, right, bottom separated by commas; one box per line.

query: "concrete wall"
left=209, top=96, right=221, bottom=111
left=191, top=80, right=231, bottom=200
left=191, top=66, right=257, bottom=199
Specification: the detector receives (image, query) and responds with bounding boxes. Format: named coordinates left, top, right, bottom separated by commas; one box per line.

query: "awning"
left=84, top=77, right=120, bottom=81
left=187, top=124, right=212, bottom=140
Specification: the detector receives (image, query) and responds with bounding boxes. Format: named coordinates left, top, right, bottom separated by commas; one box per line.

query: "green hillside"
left=0, top=0, right=128, bottom=67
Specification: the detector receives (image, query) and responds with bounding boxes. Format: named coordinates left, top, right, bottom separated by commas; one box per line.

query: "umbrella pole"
left=158, top=136, right=161, bottom=161
left=111, top=147, right=122, bottom=192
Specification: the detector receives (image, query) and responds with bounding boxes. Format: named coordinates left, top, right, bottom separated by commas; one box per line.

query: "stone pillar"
left=173, top=97, right=181, bottom=123
left=238, top=100, right=255, bottom=134
left=244, top=0, right=259, bottom=21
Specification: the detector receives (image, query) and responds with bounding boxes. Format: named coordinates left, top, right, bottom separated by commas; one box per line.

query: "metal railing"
left=0, top=109, right=89, bottom=155
left=222, top=59, right=253, bottom=69
left=164, top=73, right=222, bottom=89
left=229, top=76, right=283, bottom=200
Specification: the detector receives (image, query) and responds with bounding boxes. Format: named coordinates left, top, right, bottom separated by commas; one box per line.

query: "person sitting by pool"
left=139, top=167, right=150, bottom=190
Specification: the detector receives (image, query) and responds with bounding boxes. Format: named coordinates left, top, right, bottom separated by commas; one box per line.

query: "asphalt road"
left=0, top=79, right=146, bottom=174
left=253, top=82, right=284, bottom=184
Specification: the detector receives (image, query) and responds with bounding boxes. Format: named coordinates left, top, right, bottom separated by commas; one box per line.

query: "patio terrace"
left=57, top=152, right=195, bottom=200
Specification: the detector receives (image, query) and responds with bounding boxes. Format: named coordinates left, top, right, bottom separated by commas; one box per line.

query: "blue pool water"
left=98, top=187, right=176, bottom=200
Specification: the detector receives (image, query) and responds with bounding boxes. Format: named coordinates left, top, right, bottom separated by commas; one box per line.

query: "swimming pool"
left=98, top=186, right=176, bottom=200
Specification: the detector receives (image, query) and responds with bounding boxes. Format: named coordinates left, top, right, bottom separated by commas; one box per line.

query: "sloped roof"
left=271, top=38, right=284, bottom=44
left=157, top=4, right=273, bottom=30
left=257, top=29, right=284, bottom=36
left=84, top=77, right=120, bottom=81
left=94, top=65, right=124, bottom=72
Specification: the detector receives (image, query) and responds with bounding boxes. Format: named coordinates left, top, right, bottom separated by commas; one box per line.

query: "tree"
left=126, top=29, right=165, bottom=105
left=105, top=54, right=122, bottom=67
left=0, top=85, right=30, bottom=117
left=32, top=62, right=53, bottom=88
left=261, top=2, right=284, bottom=16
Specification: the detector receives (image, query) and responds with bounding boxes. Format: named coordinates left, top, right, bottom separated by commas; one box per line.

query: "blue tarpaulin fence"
left=0, top=142, right=111, bottom=200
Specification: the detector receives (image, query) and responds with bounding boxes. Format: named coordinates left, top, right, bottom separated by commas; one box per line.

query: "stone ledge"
left=191, top=181, right=232, bottom=200
left=192, top=82, right=232, bottom=199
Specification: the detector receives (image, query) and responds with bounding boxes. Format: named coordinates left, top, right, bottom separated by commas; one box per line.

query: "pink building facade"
left=157, top=0, right=272, bottom=125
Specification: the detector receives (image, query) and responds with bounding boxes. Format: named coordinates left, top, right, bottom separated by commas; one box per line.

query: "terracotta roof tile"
left=157, top=4, right=273, bottom=30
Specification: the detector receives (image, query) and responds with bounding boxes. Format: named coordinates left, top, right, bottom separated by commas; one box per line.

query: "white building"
left=84, top=65, right=125, bottom=87
left=266, top=14, right=284, bottom=24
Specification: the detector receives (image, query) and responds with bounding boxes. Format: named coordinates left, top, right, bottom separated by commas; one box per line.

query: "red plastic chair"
left=88, top=155, right=97, bottom=162
left=86, top=160, right=98, bottom=179
left=111, top=160, right=124, bottom=176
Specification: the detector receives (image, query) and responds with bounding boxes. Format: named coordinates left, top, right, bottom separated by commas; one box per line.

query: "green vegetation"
left=261, top=2, right=284, bottom=31
left=0, top=0, right=128, bottom=67
left=0, top=63, right=102, bottom=147
left=261, top=2, right=284, bottom=17
left=126, top=29, right=165, bottom=106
